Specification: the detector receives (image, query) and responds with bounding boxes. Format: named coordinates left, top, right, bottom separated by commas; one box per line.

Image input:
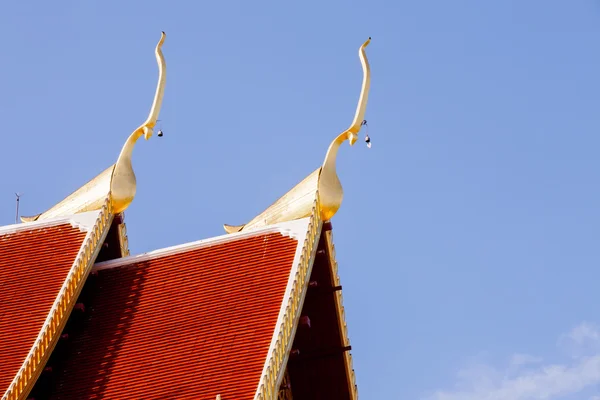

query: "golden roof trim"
left=224, top=38, right=371, bottom=233
left=255, top=195, right=323, bottom=400
left=21, top=32, right=167, bottom=222
left=2, top=196, right=114, bottom=400
left=117, top=218, right=131, bottom=257
left=324, top=226, right=359, bottom=399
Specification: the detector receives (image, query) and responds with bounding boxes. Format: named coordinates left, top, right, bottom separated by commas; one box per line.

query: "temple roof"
left=42, top=218, right=320, bottom=399
left=2, top=33, right=369, bottom=400
left=0, top=210, right=111, bottom=400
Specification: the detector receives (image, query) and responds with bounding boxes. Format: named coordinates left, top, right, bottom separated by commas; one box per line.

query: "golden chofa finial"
left=223, top=38, right=371, bottom=233
left=21, top=32, right=167, bottom=222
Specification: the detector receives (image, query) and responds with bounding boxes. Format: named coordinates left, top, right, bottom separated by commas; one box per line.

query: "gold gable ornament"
left=21, top=32, right=167, bottom=222
left=224, top=37, right=372, bottom=233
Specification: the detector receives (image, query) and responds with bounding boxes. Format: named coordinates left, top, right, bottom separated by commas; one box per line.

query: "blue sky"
left=1, top=1, right=600, bottom=399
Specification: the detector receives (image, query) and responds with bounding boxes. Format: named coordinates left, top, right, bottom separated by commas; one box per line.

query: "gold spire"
left=21, top=32, right=167, bottom=222
left=224, top=38, right=371, bottom=233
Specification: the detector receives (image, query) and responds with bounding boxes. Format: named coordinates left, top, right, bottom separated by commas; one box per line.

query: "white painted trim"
left=93, top=217, right=313, bottom=271
left=266, top=222, right=309, bottom=347
left=0, top=210, right=101, bottom=236
left=68, top=211, right=104, bottom=232
left=254, top=220, right=323, bottom=399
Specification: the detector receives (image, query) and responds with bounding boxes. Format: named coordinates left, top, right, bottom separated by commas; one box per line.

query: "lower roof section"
left=47, top=219, right=313, bottom=400
left=0, top=211, right=106, bottom=399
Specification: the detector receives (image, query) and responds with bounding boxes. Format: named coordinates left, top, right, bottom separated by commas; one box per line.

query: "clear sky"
left=1, top=1, right=600, bottom=399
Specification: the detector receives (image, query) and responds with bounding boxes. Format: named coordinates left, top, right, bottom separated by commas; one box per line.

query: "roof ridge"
left=0, top=210, right=102, bottom=236
left=2, top=197, right=114, bottom=400
left=93, top=218, right=313, bottom=271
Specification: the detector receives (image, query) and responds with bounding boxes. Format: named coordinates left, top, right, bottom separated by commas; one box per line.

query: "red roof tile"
left=49, top=230, right=301, bottom=400
left=0, top=223, right=88, bottom=396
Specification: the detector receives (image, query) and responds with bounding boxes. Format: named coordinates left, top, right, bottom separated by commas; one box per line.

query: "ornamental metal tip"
left=318, top=36, right=372, bottom=219
left=20, top=32, right=168, bottom=221
left=111, top=31, right=167, bottom=212
left=222, top=38, right=373, bottom=232
left=141, top=31, right=167, bottom=141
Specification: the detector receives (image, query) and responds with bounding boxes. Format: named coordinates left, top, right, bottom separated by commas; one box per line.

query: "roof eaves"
left=93, top=217, right=317, bottom=271
left=323, top=226, right=359, bottom=400
left=2, top=196, right=114, bottom=400
left=254, top=196, right=323, bottom=400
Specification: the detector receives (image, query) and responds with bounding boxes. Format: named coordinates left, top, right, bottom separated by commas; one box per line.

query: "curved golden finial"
left=110, top=31, right=167, bottom=213
left=223, top=38, right=372, bottom=233
left=319, top=37, right=371, bottom=220
left=21, top=32, right=167, bottom=222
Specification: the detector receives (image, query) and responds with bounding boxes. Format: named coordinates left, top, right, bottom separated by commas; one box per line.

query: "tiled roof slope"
left=0, top=212, right=104, bottom=398
left=49, top=220, right=312, bottom=400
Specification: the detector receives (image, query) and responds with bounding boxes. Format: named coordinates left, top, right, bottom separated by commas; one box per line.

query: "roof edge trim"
left=254, top=193, right=323, bottom=400
left=93, top=218, right=314, bottom=271
left=325, top=228, right=359, bottom=399
left=275, top=218, right=314, bottom=241
left=254, top=218, right=311, bottom=390
left=0, top=210, right=102, bottom=236
left=2, top=196, right=114, bottom=400
left=69, top=211, right=106, bottom=232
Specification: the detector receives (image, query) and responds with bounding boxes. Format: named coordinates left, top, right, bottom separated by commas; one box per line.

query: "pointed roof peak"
left=223, top=38, right=373, bottom=233
left=21, top=32, right=168, bottom=223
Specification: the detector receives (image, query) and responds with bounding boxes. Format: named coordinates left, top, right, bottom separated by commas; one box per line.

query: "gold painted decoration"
left=223, top=38, right=371, bottom=233
left=21, top=32, right=167, bottom=222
